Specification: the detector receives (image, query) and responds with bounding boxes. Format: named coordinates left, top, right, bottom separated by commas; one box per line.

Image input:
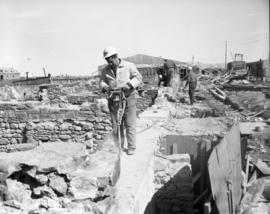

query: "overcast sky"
left=0, top=0, right=269, bottom=76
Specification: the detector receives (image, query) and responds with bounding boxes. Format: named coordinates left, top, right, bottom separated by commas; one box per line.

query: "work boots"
left=127, top=149, right=135, bottom=155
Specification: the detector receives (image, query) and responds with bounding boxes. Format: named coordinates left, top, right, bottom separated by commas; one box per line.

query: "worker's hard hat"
left=103, top=46, right=118, bottom=59
left=188, top=66, right=192, bottom=70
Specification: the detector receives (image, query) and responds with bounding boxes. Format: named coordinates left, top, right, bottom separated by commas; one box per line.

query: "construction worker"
left=257, top=59, right=264, bottom=81
left=163, top=59, right=177, bottom=86
left=157, top=67, right=167, bottom=87
left=99, top=47, right=142, bottom=155
left=183, top=66, right=198, bottom=105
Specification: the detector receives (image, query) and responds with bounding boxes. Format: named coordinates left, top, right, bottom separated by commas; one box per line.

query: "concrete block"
left=166, top=154, right=190, bottom=163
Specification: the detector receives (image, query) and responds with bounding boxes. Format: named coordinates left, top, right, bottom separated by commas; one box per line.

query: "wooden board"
left=208, top=124, right=242, bottom=214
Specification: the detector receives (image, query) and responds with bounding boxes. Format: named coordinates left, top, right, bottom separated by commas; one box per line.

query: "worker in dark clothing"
left=163, top=59, right=177, bottom=86
left=183, top=66, right=198, bottom=105
left=157, top=67, right=169, bottom=87
left=257, top=59, right=264, bottom=81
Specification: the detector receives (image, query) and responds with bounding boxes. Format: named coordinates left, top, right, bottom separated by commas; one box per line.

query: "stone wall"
left=12, top=76, right=94, bottom=86
left=145, top=154, right=194, bottom=214
left=13, top=77, right=51, bottom=86
left=0, top=81, right=158, bottom=152
left=0, top=87, right=158, bottom=152
left=0, top=102, right=111, bottom=152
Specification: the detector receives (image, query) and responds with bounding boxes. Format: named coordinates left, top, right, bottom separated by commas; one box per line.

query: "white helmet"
left=103, top=46, right=118, bottom=59
left=188, top=66, right=192, bottom=70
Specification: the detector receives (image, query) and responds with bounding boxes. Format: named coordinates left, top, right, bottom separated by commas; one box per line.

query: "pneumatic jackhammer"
left=108, top=88, right=126, bottom=152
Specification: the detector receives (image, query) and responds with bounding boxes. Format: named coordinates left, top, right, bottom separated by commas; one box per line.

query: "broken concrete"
left=0, top=140, right=120, bottom=214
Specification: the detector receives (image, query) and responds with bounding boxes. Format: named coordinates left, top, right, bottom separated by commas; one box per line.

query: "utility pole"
left=43, top=67, right=47, bottom=77
left=268, top=51, right=270, bottom=77
left=225, top=40, right=227, bottom=71
left=192, top=55, right=194, bottom=65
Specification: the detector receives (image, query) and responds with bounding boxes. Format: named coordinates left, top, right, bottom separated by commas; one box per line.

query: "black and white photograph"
left=0, top=0, right=269, bottom=213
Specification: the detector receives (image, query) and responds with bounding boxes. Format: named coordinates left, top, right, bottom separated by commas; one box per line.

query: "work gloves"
left=101, top=82, right=133, bottom=94
left=122, top=82, right=133, bottom=93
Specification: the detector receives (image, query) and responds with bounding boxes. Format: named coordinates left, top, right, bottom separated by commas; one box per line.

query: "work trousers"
left=108, top=93, right=136, bottom=150
left=158, top=75, right=169, bottom=87
left=189, top=88, right=195, bottom=105
left=166, top=68, right=174, bottom=87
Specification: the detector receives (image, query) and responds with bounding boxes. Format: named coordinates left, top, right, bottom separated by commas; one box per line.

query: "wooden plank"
left=192, top=172, right=202, bottom=185
left=208, top=124, right=242, bottom=214
left=243, top=154, right=250, bottom=194
left=193, top=189, right=208, bottom=205
left=208, top=145, right=230, bottom=214
left=200, top=141, right=206, bottom=194
left=224, top=124, right=242, bottom=211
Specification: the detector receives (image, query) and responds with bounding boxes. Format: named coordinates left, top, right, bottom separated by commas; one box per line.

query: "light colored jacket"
left=99, top=60, right=142, bottom=90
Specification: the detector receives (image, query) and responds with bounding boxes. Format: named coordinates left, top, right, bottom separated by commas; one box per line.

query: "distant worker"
left=157, top=67, right=168, bottom=87
left=257, top=59, right=264, bottom=81
left=23, top=91, right=26, bottom=101
left=183, top=66, right=198, bottom=105
left=163, top=59, right=177, bottom=86
left=99, top=47, right=142, bottom=155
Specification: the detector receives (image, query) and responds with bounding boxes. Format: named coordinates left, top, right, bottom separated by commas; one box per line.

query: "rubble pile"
left=195, top=69, right=270, bottom=208
left=162, top=70, right=270, bottom=213
left=225, top=90, right=270, bottom=119
left=0, top=141, right=120, bottom=214
left=196, top=70, right=270, bottom=121
left=240, top=129, right=270, bottom=214
left=0, top=86, right=22, bottom=101
left=246, top=129, right=270, bottom=165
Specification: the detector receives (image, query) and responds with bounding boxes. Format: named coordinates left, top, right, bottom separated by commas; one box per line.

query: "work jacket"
left=163, top=60, right=177, bottom=76
left=183, top=71, right=197, bottom=89
left=99, top=59, right=142, bottom=96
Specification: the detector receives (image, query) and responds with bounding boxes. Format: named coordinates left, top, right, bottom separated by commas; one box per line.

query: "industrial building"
left=0, top=67, right=20, bottom=81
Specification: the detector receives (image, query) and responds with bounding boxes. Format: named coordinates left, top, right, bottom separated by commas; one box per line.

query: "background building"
left=247, top=59, right=270, bottom=77
left=0, top=67, right=20, bottom=81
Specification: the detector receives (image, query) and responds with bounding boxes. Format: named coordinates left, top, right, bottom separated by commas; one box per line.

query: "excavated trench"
left=158, top=134, right=221, bottom=213
left=145, top=88, right=270, bottom=214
